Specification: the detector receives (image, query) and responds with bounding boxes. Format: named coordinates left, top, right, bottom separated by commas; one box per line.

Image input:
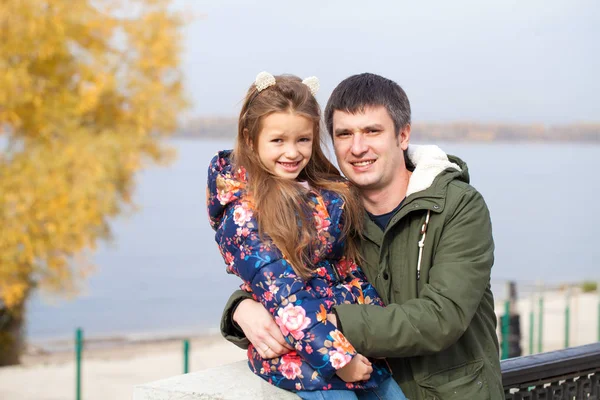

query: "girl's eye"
left=298, top=138, right=311, bottom=143
left=271, top=138, right=283, bottom=143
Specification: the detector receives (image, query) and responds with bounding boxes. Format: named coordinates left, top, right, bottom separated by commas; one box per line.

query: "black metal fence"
left=502, top=342, right=600, bottom=399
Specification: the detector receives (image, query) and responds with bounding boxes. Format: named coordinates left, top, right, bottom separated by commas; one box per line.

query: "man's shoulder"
left=446, top=178, right=484, bottom=200
left=443, top=178, right=489, bottom=217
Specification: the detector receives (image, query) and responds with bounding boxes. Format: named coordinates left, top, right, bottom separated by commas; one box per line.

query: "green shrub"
left=581, top=281, right=598, bottom=293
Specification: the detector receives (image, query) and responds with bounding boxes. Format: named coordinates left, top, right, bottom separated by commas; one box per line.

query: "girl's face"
left=256, top=111, right=314, bottom=180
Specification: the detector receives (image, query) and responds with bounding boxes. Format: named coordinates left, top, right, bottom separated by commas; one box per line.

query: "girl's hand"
left=335, top=354, right=373, bottom=382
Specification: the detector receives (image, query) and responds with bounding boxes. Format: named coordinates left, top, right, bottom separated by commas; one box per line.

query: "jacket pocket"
left=415, top=358, right=489, bottom=400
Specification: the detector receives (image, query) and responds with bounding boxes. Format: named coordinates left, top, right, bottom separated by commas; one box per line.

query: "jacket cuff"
left=333, top=304, right=365, bottom=353
left=220, top=290, right=253, bottom=349
left=332, top=308, right=345, bottom=334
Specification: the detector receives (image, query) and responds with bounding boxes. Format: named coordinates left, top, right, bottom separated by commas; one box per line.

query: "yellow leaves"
left=0, top=281, right=29, bottom=310
left=0, top=0, right=188, bottom=310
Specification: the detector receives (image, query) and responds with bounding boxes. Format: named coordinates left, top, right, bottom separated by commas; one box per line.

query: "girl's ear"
left=242, top=128, right=253, bottom=149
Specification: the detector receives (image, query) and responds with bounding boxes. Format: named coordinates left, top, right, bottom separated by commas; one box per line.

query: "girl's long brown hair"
left=233, top=75, right=364, bottom=280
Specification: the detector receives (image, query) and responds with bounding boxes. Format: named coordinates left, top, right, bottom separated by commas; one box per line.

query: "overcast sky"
left=173, top=0, right=599, bottom=124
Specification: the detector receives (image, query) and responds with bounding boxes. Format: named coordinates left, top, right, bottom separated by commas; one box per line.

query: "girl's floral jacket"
left=207, top=150, right=391, bottom=391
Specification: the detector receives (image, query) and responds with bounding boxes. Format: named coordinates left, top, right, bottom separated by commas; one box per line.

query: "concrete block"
left=133, top=360, right=300, bottom=399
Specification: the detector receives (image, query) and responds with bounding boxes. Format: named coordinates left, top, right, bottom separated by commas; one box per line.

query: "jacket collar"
left=362, top=145, right=467, bottom=243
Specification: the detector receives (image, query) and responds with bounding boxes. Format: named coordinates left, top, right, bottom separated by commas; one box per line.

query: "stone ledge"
left=133, top=360, right=300, bottom=400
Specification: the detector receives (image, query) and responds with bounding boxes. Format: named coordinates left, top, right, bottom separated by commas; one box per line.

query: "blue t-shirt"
left=367, top=199, right=404, bottom=231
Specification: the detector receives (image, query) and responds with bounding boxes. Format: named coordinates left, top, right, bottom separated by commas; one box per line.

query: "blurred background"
left=0, top=0, right=598, bottom=399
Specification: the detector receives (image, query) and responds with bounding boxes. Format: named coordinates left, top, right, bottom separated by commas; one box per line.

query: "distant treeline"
left=178, top=117, right=600, bottom=142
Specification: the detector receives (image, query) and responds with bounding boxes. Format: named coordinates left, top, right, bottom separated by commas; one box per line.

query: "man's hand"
left=335, top=354, right=373, bottom=382
left=233, top=298, right=293, bottom=359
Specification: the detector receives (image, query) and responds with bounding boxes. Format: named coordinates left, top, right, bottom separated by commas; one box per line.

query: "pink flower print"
left=217, top=190, right=235, bottom=205
left=260, top=361, right=269, bottom=374
left=335, top=258, right=355, bottom=277
left=268, top=284, right=279, bottom=295
left=223, top=251, right=234, bottom=266
left=233, top=203, right=253, bottom=226
left=314, top=214, right=331, bottom=233
left=236, top=227, right=251, bottom=237
left=305, top=344, right=313, bottom=354
left=263, top=291, right=273, bottom=302
left=278, top=353, right=303, bottom=380
left=329, top=349, right=352, bottom=369
left=235, top=166, right=248, bottom=182
left=215, top=175, right=244, bottom=205
left=313, top=199, right=331, bottom=232
left=295, top=383, right=302, bottom=391
left=275, top=304, right=311, bottom=340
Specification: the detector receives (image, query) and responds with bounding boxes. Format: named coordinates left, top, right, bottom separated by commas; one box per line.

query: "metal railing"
left=73, top=328, right=191, bottom=400
left=496, top=280, right=600, bottom=360
left=501, top=342, right=600, bottom=399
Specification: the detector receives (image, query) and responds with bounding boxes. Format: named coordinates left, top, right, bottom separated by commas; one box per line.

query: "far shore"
left=177, top=117, right=600, bottom=143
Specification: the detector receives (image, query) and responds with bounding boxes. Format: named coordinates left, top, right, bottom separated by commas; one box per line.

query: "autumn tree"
left=0, top=0, right=188, bottom=365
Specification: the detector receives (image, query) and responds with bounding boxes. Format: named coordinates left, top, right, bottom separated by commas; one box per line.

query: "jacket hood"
left=206, top=149, right=246, bottom=230
left=405, top=145, right=469, bottom=197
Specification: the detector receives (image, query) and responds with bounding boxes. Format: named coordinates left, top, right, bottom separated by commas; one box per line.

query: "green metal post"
left=183, top=339, right=190, bottom=374
left=537, top=295, right=544, bottom=354
left=75, top=328, right=83, bottom=400
left=529, top=292, right=535, bottom=355
left=564, top=289, right=570, bottom=349
left=529, top=309, right=534, bottom=355
left=501, top=300, right=510, bottom=359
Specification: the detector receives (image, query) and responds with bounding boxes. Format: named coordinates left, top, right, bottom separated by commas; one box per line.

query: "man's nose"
left=351, top=134, right=368, bottom=155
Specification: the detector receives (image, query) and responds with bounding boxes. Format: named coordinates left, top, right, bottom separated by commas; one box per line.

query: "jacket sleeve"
left=334, top=189, right=494, bottom=358
left=220, top=289, right=253, bottom=349
left=217, top=201, right=357, bottom=379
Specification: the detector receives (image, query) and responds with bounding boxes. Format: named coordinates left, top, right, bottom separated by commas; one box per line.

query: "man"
left=220, top=73, right=503, bottom=399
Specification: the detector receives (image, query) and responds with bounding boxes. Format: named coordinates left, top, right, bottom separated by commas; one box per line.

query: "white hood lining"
left=405, top=145, right=461, bottom=198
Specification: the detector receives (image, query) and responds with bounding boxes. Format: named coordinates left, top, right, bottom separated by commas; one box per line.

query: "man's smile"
left=350, top=159, right=376, bottom=168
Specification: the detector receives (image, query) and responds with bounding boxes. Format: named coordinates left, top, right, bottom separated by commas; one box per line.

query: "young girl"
left=206, top=72, right=406, bottom=399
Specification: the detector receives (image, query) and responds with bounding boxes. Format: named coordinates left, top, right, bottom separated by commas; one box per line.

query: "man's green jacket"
left=220, top=145, right=504, bottom=399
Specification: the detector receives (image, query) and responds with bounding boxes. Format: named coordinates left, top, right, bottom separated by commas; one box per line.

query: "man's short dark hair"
left=324, top=73, right=411, bottom=137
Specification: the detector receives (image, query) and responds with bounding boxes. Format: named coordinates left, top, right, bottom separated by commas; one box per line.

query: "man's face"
left=332, top=106, right=409, bottom=192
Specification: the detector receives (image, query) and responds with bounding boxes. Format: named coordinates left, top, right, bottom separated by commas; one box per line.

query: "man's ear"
left=398, top=124, right=411, bottom=151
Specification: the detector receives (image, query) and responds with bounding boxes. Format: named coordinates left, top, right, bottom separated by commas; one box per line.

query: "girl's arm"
left=216, top=200, right=358, bottom=380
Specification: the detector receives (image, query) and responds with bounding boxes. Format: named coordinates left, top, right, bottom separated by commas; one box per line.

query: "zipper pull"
left=417, top=210, right=431, bottom=282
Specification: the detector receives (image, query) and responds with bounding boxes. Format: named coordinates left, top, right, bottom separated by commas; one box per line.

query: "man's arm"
left=334, top=189, right=494, bottom=358
left=220, top=290, right=253, bottom=349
